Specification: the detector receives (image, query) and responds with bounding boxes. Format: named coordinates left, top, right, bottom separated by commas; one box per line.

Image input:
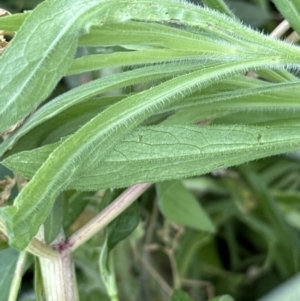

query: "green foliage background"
left=1, top=0, right=300, bottom=301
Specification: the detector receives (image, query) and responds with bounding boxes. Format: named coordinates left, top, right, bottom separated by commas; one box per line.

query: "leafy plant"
left=1, top=0, right=300, bottom=300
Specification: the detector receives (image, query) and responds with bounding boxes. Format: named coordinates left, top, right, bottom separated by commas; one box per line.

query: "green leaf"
left=99, top=238, right=119, bottom=301
left=169, top=290, right=196, bottom=301
left=2, top=0, right=300, bottom=133
left=5, top=124, right=300, bottom=191
left=0, top=12, right=29, bottom=31
left=63, top=191, right=91, bottom=232
left=107, top=202, right=139, bottom=252
left=0, top=58, right=278, bottom=250
left=0, top=248, right=20, bottom=301
left=0, top=63, right=199, bottom=156
left=227, top=0, right=271, bottom=27
left=208, top=295, right=235, bottom=301
left=0, top=0, right=80, bottom=132
left=9, top=96, right=123, bottom=155
left=34, top=258, right=44, bottom=301
left=2, top=0, right=300, bottom=251
left=202, top=0, right=234, bottom=17
left=273, top=0, right=300, bottom=35
left=43, top=194, right=64, bottom=244
left=157, top=180, right=215, bottom=232
left=68, top=50, right=211, bottom=75
left=240, top=165, right=300, bottom=277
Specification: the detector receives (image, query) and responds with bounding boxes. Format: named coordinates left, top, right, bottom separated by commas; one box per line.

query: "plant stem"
left=39, top=231, right=79, bottom=301
left=27, top=238, right=59, bottom=259
left=270, top=20, right=290, bottom=38
left=8, top=251, right=27, bottom=301
left=69, top=183, right=151, bottom=251
left=0, top=218, right=59, bottom=259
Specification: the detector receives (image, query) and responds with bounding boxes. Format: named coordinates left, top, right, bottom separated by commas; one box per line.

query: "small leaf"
left=208, top=295, right=235, bottom=301
left=107, top=202, right=140, bottom=252
left=157, top=180, right=215, bottom=233
left=169, top=289, right=196, bottom=301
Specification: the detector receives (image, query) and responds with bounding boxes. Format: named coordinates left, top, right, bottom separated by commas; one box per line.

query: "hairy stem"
left=69, top=183, right=151, bottom=251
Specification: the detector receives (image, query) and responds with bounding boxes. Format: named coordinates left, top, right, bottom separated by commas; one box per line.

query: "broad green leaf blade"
left=169, top=290, right=196, bottom=301
left=107, top=202, right=139, bottom=252
left=157, top=180, right=215, bottom=232
left=273, top=0, right=300, bottom=35
left=0, top=248, right=20, bottom=301
left=0, top=0, right=80, bottom=132
left=6, top=124, right=300, bottom=191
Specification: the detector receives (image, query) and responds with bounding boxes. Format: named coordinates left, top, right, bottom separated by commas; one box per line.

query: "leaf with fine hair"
left=4, top=124, right=300, bottom=191
left=0, top=62, right=201, bottom=156
left=2, top=0, right=300, bottom=133
left=1, top=55, right=297, bottom=250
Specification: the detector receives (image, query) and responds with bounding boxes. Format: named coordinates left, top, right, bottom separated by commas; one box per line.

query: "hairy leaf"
left=4, top=124, right=300, bottom=191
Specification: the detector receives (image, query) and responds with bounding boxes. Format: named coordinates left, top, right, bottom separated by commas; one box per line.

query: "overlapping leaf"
left=4, top=124, right=300, bottom=191
left=1, top=0, right=300, bottom=251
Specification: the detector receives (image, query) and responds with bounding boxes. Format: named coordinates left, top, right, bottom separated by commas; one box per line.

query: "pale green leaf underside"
left=157, top=180, right=215, bottom=233
left=4, top=124, right=300, bottom=190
